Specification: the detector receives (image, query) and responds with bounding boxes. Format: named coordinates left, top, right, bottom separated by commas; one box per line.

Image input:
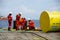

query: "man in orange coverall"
left=16, top=13, right=21, bottom=21
left=19, top=18, right=24, bottom=30
left=20, top=18, right=27, bottom=30
left=7, top=12, right=12, bottom=31
left=16, top=13, right=21, bottom=30
left=28, top=20, right=35, bottom=30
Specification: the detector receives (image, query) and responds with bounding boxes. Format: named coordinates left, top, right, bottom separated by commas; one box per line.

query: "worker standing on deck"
left=16, top=13, right=21, bottom=30
left=16, top=13, right=21, bottom=21
left=28, top=19, right=35, bottom=30
left=7, top=12, right=12, bottom=31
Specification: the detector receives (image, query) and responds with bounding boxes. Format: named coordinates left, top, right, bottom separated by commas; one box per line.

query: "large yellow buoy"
left=40, top=11, right=60, bottom=32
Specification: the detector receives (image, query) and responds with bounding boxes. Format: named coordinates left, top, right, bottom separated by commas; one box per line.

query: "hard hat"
left=9, top=12, right=12, bottom=15
left=28, top=18, right=31, bottom=20
left=35, top=27, right=38, bottom=29
left=19, top=12, right=22, bottom=14
left=9, top=12, right=12, bottom=13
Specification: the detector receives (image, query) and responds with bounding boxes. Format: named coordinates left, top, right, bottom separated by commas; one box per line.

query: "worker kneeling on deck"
left=20, top=18, right=27, bottom=30
left=19, top=18, right=24, bottom=30
left=16, top=20, right=20, bottom=30
left=28, top=19, right=35, bottom=30
left=7, top=12, right=12, bottom=31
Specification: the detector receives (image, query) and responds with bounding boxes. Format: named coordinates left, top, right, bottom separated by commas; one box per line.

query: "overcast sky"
left=0, top=0, right=60, bottom=20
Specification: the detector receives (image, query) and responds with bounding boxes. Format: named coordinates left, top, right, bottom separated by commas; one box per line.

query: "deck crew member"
left=7, top=12, right=12, bottom=31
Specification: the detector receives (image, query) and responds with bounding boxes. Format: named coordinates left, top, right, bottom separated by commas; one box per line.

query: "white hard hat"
left=28, top=18, right=31, bottom=20
left=9, top=12, right=12, bottom=13
left=19, top=12, right=22, bottom=14
left=35, top=27, right=38, bottom=29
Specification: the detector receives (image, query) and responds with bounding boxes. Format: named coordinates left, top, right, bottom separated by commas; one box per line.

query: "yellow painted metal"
left=40, top=11, right=60, bottom=32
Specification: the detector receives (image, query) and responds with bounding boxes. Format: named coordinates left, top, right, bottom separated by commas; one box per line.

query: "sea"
left=0, top=20, right=40, bottom=28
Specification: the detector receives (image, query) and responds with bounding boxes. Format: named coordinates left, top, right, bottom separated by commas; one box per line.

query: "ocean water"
left=0, top=20, right=40, bottom=28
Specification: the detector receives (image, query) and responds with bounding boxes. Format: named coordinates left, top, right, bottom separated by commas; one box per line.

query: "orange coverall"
left=16, top=15, right=21, bottom=30
left=28, top=20, right=35, bottom=30
left=8, top=15, right=12, bottom=30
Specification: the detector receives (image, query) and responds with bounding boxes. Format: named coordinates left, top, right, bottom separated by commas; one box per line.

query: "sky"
left=0, top=0, right=60, bottom=20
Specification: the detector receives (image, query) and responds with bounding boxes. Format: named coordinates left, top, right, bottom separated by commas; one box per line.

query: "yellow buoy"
left=40, top=11, right=60, bottom=32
